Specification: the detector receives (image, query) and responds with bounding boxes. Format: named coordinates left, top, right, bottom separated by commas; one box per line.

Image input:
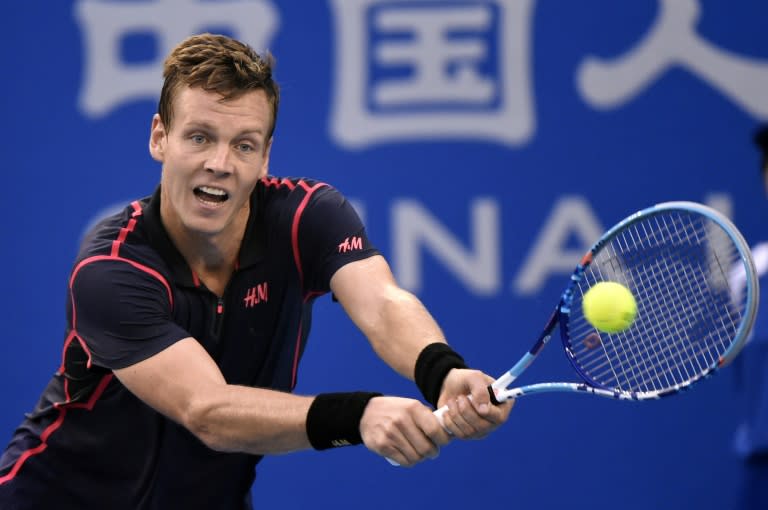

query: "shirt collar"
left=143, top=185, right=266, bottom=287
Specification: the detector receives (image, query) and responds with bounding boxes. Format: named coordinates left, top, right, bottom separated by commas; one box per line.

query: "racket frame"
left=389, top=201, right=758, bottom=466
left=492, top=201, right=759, bottom=402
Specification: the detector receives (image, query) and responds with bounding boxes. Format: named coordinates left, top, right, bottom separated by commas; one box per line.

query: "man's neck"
left=161, top=204, right=248, bottom=296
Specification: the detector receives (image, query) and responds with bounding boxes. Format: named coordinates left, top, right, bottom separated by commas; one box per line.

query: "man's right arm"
left=113, top=337, right=313, bottom=454
left=113, top=337, right=450, bottom=465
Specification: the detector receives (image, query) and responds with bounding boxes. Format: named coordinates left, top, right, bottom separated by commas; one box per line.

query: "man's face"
left=149, top=86, right=273, bottom=238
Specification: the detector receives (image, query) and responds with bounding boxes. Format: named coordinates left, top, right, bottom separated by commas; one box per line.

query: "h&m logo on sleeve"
left=338, top=236, right=363, bottom=253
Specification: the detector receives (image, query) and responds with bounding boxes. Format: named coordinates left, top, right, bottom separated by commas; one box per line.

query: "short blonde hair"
left=158, top=33, right=280, bottom=141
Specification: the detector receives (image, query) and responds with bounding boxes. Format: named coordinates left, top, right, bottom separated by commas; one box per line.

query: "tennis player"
left=0, top=33, right=512, bottom=509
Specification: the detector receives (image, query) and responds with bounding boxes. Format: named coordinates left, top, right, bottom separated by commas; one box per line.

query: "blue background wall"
left=2, top=1, right=767, bottom=509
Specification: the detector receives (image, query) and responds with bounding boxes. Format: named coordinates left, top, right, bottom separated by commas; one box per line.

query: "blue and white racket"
left=441, top=202, right=757, bottom=415
left=475, top=201, right=758, bottom=404
left=387, top=201, right=758, bottom=466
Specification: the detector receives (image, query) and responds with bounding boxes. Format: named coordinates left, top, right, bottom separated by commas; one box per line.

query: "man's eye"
left=238, top=143, right=255, bottom=153
left=191, top=135, right=206, bottom=144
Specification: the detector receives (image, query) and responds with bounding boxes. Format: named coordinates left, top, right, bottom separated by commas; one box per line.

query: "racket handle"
left=385, top=405, right=448, bottom=466
left=433, top=404, right=449, bottom=426
left=385, top=385, right=498, bottom=466
left=431, top=386, right=501, bottom=424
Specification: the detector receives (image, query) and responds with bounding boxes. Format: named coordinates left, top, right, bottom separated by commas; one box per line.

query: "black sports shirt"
left=0, top=177, right=379, bottom=510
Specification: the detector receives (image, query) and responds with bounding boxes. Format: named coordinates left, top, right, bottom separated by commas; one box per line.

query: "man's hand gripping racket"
left=388, top=201, right=759, bottom=466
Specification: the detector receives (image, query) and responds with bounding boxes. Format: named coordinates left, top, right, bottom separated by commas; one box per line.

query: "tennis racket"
left=387, top=201, right=758, bottom=466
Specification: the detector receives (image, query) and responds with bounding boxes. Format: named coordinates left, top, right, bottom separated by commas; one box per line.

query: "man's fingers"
left=469, top=385, right=514, bottom=425
left=360, top=396, right=450, bottom=466
left=441, top=395, right=482, bottom=438
left=444, top=391, right=516, bottom=439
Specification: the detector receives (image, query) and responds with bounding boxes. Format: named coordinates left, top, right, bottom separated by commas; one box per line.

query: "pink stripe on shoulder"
left=261, top=176, right=296, bottom=190
left=111, top=201, right=143, bottom=257
left=290, top=180, right=328, bottom=289
left=287, top=181, right=328, bottom=388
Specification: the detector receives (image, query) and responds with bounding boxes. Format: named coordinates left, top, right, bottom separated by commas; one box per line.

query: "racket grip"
left=432, top=404, right=449, bottom=427
left=385, top=405, right=448, bottom=466
left=434, top=385, right=498, bottom=420
left=385, top=385, right=497, bottom=466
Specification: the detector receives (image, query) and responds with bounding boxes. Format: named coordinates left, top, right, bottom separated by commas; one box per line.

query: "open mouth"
left=194, top=186, right=229, bottom=205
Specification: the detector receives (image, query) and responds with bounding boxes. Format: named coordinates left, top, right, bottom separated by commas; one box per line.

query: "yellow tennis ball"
left=582, top=281, right=637, bottom=333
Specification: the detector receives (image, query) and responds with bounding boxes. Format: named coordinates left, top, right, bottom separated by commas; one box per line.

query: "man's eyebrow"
left=183, top=122, right=265, bottom=137
left=237, top=128, right=266, bottom=137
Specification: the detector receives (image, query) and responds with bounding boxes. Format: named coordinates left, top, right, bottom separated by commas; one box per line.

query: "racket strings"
left=620, top=221, right=738, bottom=387
left=604, top=219, right=737, bottom=390
left=581, top=257, right=713, bottom=391
left=581, top=223, right=715, bottom=388
left=626, top=222, right=732, bottom=365
left=566, top=211, right=745, bottom=396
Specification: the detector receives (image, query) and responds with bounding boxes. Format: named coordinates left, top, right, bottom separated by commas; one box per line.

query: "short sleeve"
left=297, top=186, right=380, bottom=293
left=70, top=259, right=190, bottom=370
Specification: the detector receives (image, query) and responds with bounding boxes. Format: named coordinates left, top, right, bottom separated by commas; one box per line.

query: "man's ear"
left=149, top=114, right=167, bottom=162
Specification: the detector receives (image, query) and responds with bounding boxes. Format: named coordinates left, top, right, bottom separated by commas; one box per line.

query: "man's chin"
left=182, top=217, right=227, bottom=238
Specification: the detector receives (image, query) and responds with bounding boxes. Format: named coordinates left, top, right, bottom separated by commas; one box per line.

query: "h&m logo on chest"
left=243, top=282, right=268, bottom=308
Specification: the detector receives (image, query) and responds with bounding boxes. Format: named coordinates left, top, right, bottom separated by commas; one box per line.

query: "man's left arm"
left=330, top=255, right=513, bottom=439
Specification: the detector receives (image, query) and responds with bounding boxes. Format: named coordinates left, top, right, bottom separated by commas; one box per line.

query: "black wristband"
left=306, top=392, right=382, bottom=450
left=414, top=342, right=468, bottom=408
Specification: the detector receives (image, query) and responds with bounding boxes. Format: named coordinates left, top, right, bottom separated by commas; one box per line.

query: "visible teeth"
left=198, top=186, right=226, bottom=196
